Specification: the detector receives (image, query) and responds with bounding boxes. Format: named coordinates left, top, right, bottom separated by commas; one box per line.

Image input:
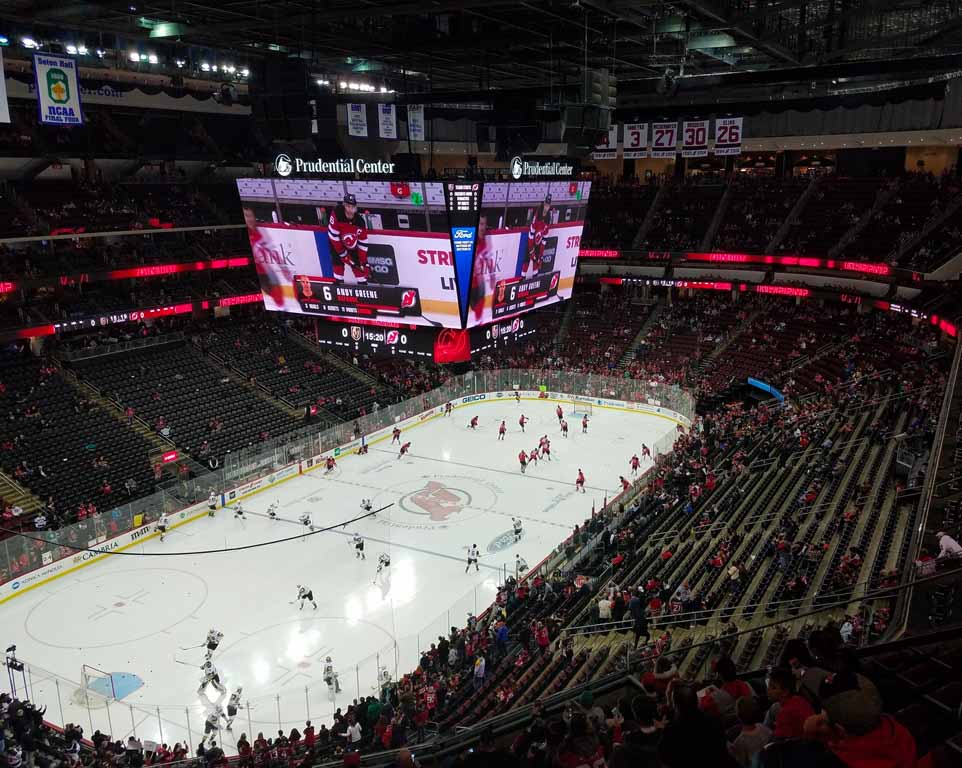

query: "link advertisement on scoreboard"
left=237, top=179, right=464, bottom=329
left=470, top=180, right=592, bottom=328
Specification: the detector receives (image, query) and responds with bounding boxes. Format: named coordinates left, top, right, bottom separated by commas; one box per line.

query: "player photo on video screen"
left=237, top=179, right=461, bottom=328
left=467, top=180, right=592, bottom=328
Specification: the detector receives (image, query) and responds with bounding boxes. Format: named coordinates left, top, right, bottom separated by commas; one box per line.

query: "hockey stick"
left=179, top=643, right=205, bottom=650
left=173, top=655, right=199, bottom=667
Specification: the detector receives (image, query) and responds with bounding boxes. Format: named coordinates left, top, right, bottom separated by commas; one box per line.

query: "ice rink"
left=1, top=398, right=678, bottom=752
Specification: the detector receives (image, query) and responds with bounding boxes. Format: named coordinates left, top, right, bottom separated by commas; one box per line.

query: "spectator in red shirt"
left=766, top=666, right=814, bottom=739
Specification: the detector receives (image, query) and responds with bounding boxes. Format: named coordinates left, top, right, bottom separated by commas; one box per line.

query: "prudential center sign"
left=274, top=154, right=396, bottom=177
left=509, top=156, right=574, bottom=179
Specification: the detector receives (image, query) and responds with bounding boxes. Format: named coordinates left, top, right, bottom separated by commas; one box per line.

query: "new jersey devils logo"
left=405, top=481, right=470, bottom=522
left=400, top=290, right=417, bottom=309
left=342, top=232, right=358, bottom=249
left=549, top=273, right=559, bottom=291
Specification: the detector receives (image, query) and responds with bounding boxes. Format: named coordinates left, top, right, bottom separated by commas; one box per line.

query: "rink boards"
left=0, top=390, right=688, bottom=604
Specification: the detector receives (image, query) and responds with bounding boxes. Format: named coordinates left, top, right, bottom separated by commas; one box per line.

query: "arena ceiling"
left=7, top=0, right=962, bottom=99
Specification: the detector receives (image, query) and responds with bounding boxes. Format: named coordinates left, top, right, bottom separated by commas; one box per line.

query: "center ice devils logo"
left=404, top=481, right=470, bottom=522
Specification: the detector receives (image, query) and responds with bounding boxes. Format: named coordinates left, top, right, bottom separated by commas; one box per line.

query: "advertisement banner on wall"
left=407, top=104, right=425, bottom=141
left=32, top=52, right=84, bottom=126
left=347, top=103, right=368, bottom=137
left=378, top=104, right=397, bottom=139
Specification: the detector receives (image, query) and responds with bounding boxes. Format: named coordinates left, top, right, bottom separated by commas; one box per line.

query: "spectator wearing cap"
left=806, top=672, right=915, bottom=768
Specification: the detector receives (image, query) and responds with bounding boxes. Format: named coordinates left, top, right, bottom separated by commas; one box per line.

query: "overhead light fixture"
left=22, top=37, right=38, bottom=49
left=201, top=62, right=210, bottom=71
left=241, top=68, right=250, bottom=77
left=0, top=36, right=8, bottom=46
left=147, top=53, right=158, bottom=64
left=129, top=50, right=140, bottom=62
left=379, top=86, right=387, bottom=93
left=225, top=64, right=235, bottom=73
left=339, top=81, right=347, bottom=89
left=175, top=59, right=185, bottom=67
left=66, top=44, right=78, bottom=54
left=96, top=48, right=105, bottom=57
left=77, top=45, right=88, bottom=55
left=348, top=82, right=360, bottom=90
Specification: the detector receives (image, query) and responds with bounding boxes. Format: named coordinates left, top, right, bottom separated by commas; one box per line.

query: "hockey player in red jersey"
left=561, top=419, right=569, bottom=437
left=469, top=415, right=479, bottom=430
left=328, top=193, right=369, bottom=283
left=540, top=436, right=552, bottom=460
left=528, top=448, right=539, bottom=466
left=518, top=414, right=529, bottom=432
left=518, top=450, right=528, bottom=473
left=575, top=469, right=586, bottom=493
left=582, top=415, right=589, bottom=433
left=325, top=456, right=337, bottom=473
left=398, top=441, right=411, bottom=459
left=630, top=454, right=641, bottom=475
left=641, top=443, right=651, bottom=460
left=555, top=404, right=563, bottom=423
left=620, top=476, right=630, bottom=493
left=498, top=420, right=507, bottom=441
left=392, top=427, right=401, bottom=444
left=522, top=194, right=551, bottom=278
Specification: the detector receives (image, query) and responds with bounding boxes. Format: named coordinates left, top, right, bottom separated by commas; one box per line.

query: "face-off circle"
left=25, top=568, right=208, bottom=649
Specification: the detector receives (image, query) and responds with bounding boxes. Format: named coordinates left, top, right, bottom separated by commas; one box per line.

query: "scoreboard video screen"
left=236, top=176, right=592, bottom=333
left=238, top=179, right=465, bottom=329
left=468, top=181, right=592, bottom=328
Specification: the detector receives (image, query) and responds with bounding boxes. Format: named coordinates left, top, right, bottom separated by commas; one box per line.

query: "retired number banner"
left=713, top=117, right=743, bottom=156
left=681, top=120, right=709, bottom=158
left=623, top=123, right=648, bottom=159
left=590, top=124, right=618, bottom=160
left=33, top=52, right=83, bottom=126
left=651, top=122, right=678, bottom=158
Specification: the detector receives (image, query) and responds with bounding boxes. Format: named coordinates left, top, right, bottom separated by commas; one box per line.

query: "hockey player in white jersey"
left=374, top=552, right=391, bottom=583
left=156, top=513, right=170, bottom=542
left=233, top=502, right=246, bottom=521
left=198, top=660, right=226, bottom=696
left=512, top=517, right=523, bottom=542
left=299, top=512, right=314, bottom=530
left=208, top=491, right=217, bottom=517
left=352, top=533, right=366, bottom=560
left=267, top=500, right=279, bottom=520
left=205, top=629, right=224, bottom=660
left=323, top=656, right=341, bottom=695
left=222, top=687, right=242, bottom=729
left=204, top=710, right=220, bottom=746
left=296, top=585, right=317, bottom=610
left=465, top=544, right=480, bottom=573
left=515, top=554, right=529, bottom=579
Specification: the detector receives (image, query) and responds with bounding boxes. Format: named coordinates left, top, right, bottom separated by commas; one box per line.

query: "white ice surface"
left=1, top=400, right=676, bottom=752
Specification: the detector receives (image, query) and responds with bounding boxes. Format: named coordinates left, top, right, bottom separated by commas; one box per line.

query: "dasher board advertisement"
left=237, top=179, right=461, bottom=329
left=470, top=181, right=592, bottom=328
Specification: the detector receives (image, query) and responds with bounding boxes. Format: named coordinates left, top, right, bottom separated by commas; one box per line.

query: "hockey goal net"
left=570, top=401, right=593, bottom=418
left=72, top=665, right=116, bottom=709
